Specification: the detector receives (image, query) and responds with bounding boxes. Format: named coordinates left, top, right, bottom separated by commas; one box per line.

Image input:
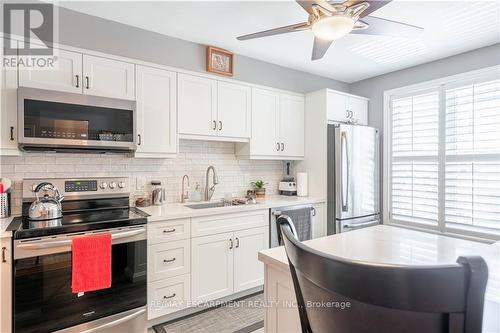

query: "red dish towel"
left=72, top=234, right=112, bottom=293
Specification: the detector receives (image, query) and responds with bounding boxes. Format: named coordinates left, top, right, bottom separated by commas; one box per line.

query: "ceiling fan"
left=236, top=0, right=423, bottom=60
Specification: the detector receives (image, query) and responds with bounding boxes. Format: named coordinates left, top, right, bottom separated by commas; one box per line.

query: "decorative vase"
left=255, top=188, right=266, bottom=200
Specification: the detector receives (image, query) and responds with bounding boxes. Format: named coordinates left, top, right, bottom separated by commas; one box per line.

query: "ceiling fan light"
left=312, top=16, right=355, bottom=40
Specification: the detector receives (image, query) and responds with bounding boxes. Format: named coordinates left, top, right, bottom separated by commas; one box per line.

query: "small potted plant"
left=251, top=180, right=268, bottom=200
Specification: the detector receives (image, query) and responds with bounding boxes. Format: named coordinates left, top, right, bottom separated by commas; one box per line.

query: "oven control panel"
left=65, top=180, right=98, bottom=192
left=23, top=177, right=129, bottom=199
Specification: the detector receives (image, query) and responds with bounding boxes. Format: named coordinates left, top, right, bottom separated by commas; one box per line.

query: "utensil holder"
left=0, top=192, right=10, bottom=218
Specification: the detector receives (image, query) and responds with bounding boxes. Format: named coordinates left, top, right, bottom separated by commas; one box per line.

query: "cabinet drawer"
left=148, top=219, right=190, bottom=244
left=192, top=209, right=269, bottom=237
left=148, top=240, right=190, bottom=282
left=148, top=274, right=190, bottom=320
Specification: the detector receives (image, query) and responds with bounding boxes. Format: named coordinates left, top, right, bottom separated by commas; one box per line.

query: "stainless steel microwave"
left=18, top=87, right=136, bottom=152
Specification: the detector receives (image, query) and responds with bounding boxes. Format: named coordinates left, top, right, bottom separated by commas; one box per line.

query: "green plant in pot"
left=251, top=180, right=268, bottom=200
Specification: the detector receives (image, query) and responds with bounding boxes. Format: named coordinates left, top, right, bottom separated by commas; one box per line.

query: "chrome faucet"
left=181, top=174, right=190, bottom=203
left=204, top=166, right=219, bottom=201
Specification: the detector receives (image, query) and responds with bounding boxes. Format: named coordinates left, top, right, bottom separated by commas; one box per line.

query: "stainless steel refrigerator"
left=327, top=124, right=380, bottom=234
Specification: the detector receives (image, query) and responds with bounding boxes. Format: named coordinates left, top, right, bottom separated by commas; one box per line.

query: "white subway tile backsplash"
left=0, top=140, right=285, bottom=215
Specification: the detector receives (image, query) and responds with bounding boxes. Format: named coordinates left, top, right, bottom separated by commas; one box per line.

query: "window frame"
left=383, top=65, right=500, bottom=242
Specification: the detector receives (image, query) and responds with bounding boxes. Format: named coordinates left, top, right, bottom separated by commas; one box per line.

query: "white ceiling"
left=56, top=0, right=500, bottom=83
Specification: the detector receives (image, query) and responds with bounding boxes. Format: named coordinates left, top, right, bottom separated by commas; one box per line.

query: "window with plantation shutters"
left=387, top=69, right=500, bottom=239
left=444, top=79, right=500, bottom=234
left=390, top=92, right=439, bottom=226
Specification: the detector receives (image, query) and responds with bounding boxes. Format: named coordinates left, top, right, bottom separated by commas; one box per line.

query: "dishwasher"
left=270, top=204, right=315, bottom=247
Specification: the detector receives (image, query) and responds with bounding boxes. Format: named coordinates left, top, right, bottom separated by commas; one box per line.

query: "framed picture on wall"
left=206, top=46, right=234, bottom=76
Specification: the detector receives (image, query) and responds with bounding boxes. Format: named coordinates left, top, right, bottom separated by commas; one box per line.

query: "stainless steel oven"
left=18, top=87, right=136, bottom=152
left=13, top=226, right=147, bottom=333
left=10, top=177, right=148, bottom=333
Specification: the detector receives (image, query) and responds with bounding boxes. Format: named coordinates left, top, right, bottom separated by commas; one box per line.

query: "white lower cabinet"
left=191, top=210, right=270, bottom=303
left=191, top=232, right=234, bottom=302
left=147, top=218, right=190, bottom=245
left=148, top=274, right=191, bottom=320
left=147, top=220, right=191, bottom=320
left=148, top=239, right=190, bottom=282
left=311, top=203, right=327, bottom=238
left=1, top=237, right=12, bottom=333
left=233, top=226, right=269, bottom=292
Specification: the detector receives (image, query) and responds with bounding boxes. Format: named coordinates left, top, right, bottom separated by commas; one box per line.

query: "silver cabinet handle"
left=163, top=293, right=176, bottom=300
left=276, top=142, right=280, bottom=151
left=85, top=76, right=90, bottom=89
left=219, top=121, right=222, bottom=131
left=137, top=134, right=141, bottom=146
left=213, top=120, right=217, bottom=130
left=163, top=229, right=176, bottom=233
left=311, top=207, right=316, bottom=216
left=79, top=308, right=146, bottom=333
left=341, top=131, right=349, bottom=212
left=75, top=74, right=80, bottom=88
left=163, top=258, right=176, bottom=263
left=235, top=237, right=240, bottom=248
left=281, top=143, right=284, bottom=151
left=229, top=238, right=233, bottom=250
left=2, top=247, right=6, bottom=263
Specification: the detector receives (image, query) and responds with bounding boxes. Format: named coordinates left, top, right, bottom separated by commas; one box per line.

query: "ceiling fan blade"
left=312, top=37, right=333, bottom=60
left=342, top=0, right=392, bottom=17
left=351, top=16, right=423, bottom=37
left=237, top=22, right=309, bottom=41
left=296, top=0, right=335, bottom=14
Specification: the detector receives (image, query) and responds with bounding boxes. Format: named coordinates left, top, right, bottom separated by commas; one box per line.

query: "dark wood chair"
left=277, top=215, right=489, bottom=333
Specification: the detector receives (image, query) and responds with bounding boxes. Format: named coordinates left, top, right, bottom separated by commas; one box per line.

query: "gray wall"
left=56, top=7, right=349, bottom=94
left=350, top=43, right=500, bottom=131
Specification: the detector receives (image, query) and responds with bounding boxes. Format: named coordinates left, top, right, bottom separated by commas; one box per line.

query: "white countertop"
left=258, top=225, right=500, bottom=332
left=139, top=195, right=325, bottom=222
left=0, top=195, right=325, bottom=238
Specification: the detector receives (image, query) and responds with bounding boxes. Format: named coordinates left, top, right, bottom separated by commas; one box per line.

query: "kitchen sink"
left=185, top=200, right=258, bottom=209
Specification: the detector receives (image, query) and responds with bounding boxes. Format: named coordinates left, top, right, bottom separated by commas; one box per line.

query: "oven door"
left=13, top=226, right=147, bottom=333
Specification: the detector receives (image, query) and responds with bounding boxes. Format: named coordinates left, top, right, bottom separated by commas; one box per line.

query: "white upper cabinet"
left=178, top=73, right=251, bottom=141
left=0, top=39, right=20, bottom=156
left=15, top=46, right=135, bottom=100
left=82, top=55, right=135, bottom=100
left=249, top=88, right=280, bottom=156
left=19, top=49, right=82, bottom=94
left=327, top=91, right=368, bottom=125
left=135, top=65, right=177, bottom=158
left=279, top=94, right=305, bottom=157
left=347, top=95, right=368, bottom=125
left=239, top=88, right=304, bottom=160
left=178, top=73, right=217, bottom=137
left=217, top=81, right=251, bottom=139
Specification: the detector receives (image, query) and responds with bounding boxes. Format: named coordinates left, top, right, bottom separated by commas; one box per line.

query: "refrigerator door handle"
left=341, top=131, right=349, bottom=212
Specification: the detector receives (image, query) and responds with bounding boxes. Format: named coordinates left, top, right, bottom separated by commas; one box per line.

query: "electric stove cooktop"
left=10, top=207, right=148, bottom=240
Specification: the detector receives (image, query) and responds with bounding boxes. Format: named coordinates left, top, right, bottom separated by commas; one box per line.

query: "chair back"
left=277, top=216, right=489, bottom=333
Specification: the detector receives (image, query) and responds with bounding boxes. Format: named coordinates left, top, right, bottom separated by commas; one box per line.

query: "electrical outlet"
left=136, top=177, right=146, bottom=190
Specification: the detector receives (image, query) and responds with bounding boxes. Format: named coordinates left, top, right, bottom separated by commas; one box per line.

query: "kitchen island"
left=258, top=225, right=500, bottom=333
